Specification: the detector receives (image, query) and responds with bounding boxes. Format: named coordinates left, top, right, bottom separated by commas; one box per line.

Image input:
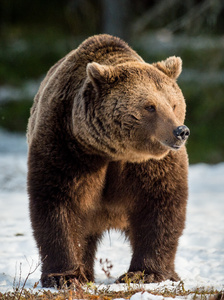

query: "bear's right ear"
left=87, top=62, right=117, bottom=86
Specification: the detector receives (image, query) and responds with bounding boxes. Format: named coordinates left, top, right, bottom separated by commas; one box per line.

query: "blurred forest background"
left=0, top=0, right=224, bottom=164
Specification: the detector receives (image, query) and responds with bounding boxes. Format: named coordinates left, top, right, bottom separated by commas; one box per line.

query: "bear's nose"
left=173, top=125, right=190, bottom=141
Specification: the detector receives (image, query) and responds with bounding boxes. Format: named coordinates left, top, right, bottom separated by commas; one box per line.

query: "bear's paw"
left=116, top=270, right=180, bottom=284
left=41, top=267, right=91, bottom=288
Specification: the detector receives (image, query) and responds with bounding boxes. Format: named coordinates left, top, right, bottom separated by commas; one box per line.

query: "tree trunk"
left=101, top=0, right=130, bottom=40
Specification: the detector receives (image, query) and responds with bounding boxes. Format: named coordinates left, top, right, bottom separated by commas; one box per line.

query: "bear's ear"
left=87, top=62, right=117, bottom=85
left=153, top=56, right=182, bottom=80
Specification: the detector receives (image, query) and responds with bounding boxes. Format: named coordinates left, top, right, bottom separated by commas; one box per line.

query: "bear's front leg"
left=118, top=203, right=185, bottom=283
left=28, top=162, right=91, bottom=289
left=30, top=196, right=89, bottom=288
left=28, top=140, right=109, bottom=288
left=117, top=156, right=188, bottom=284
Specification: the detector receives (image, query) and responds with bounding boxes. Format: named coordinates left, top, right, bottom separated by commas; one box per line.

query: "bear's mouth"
left=171, top=144, right=182, bottom=150
left=161, top=141, right=185, bottom=151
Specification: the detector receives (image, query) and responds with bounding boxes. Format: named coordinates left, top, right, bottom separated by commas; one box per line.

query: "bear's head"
left=73, top=56, right=190, bottom=162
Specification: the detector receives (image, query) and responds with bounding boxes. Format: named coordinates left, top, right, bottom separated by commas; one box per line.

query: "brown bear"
left=27, top=34, right=190, bottom=288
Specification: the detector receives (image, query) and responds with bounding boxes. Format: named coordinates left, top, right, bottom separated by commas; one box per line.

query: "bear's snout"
left=173, top=125, right=190, bottom=141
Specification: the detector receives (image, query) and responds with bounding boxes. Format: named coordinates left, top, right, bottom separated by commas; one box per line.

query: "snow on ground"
left=0, top=130, right=223, bottom=298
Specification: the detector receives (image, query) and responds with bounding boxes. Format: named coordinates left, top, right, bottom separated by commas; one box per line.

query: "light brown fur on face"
left=27, top=34, right=189, bottom=288
left=73, top=61, right=187, bottom=162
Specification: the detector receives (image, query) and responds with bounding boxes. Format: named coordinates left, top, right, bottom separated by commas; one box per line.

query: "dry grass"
left=0, top=259, right=223, bottom=299
left=1, top=277, right=223, bottom=300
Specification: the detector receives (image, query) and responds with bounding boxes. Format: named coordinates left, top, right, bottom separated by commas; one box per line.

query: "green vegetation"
left=183, top=82, right=224, bottom=163
left=0, top=99, right=31, bottom=132
left=0, top=32, right=79, bottom=86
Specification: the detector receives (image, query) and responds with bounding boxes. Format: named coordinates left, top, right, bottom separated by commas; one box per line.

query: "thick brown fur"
left=27, top=34, right=189, bottom=288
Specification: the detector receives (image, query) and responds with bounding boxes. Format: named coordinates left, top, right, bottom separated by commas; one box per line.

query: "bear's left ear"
left=153, top=56, right=182, bottom=80
left=87, top=62, right=117, bottom=86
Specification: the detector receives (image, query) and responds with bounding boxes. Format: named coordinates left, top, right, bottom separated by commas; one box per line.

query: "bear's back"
left=73, top=34, right=143, bottom=66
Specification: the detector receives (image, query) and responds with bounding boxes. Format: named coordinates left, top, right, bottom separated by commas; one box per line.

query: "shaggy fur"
left=27, top=34, right=189, bottom=288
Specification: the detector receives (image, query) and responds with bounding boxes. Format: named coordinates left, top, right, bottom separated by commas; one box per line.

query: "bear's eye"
left=173, top=104, right=176, bottom=111
left=145, top=105, right=156, bottom=113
